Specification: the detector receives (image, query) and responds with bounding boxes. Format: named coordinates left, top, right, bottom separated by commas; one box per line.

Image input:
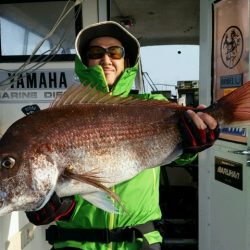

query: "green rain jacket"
left=54, top=56, right=196, bottom=250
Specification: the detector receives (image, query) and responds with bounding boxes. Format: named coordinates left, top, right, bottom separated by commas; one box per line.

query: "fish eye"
left=1, top=157, right=15, bottom=169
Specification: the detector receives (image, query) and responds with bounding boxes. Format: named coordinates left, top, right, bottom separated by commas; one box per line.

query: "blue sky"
left=140, top=45, right=199, bottom=94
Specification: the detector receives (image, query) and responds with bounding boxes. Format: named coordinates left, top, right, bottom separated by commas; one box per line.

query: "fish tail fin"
left=207, top=81, right=250, bottom=126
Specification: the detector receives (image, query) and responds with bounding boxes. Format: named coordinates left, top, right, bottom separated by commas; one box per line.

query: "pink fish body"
left=0, top=82, right=250, bottom=215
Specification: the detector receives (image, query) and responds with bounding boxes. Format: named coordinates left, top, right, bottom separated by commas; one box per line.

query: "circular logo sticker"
left=220, top=26, right=243, bottom=69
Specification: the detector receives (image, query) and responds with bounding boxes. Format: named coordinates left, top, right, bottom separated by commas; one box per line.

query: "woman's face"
left=87, top=36, right=125, bottom=87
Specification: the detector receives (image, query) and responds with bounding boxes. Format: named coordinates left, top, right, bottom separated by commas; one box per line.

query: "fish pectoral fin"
left=63, top=169, right=123, bottom=210
left=82, top=191, right=119, bottom=214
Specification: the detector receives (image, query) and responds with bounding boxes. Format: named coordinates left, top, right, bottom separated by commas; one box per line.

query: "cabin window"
left=0, top=0, right=82, bottom=62
left=1, top=17, right=51, bottom=56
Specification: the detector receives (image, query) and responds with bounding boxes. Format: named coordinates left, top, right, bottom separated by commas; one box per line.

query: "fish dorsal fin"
left=50, top=83, right=190, bottom=110
left=50, top=84, right=137, bottom=107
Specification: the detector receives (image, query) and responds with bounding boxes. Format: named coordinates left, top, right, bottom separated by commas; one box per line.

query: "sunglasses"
left=87, top=46, right=125, bottom=60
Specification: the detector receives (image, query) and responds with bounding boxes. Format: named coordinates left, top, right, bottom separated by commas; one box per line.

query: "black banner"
left=215, top=157, right=243, bottom=190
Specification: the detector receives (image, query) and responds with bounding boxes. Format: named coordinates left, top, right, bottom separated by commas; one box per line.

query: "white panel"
left=199, top=1, right=214, bottom=249
left=210, top=142, right=249, bottom=250
left=81, top=0, right=108, bottom=28
left=0, top=0, right=110, bottom=249
left=81, top=0, right=98, bottom=27
left=0, top=212, right=51, bottom=250
left=0, top=61, right=75, bottom=249
left=98, top=0, right=108, bottom=21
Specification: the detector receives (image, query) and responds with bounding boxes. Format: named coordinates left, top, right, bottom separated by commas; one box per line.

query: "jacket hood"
left=75, top=21, right=140, bottom=67
left=74, top=21, right=141, bottom=97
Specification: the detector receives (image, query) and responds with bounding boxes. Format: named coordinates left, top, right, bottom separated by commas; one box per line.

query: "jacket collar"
left=74, top=56, right=139, bottom=97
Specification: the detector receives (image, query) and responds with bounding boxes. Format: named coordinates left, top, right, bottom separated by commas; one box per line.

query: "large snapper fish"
left=0, top=82, right=250, bottom=216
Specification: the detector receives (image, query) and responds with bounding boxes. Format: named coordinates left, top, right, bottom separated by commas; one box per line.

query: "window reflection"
left=1, top=17, right=51, bottom=55
left=0, top=1, right=77, bottom=58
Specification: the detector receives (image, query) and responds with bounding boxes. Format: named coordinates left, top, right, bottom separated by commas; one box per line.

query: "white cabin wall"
left=199, top=0, right=214, bottom=248
left=0, top=1, right=106, bottom=249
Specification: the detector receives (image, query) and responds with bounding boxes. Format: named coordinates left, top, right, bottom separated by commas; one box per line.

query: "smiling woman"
left=140, top=45, right=200, bottom=94
left=87, top=37, right=126, bottom=87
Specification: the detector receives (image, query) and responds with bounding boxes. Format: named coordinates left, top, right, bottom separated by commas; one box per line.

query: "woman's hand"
left=179, top=105, right=220, bottom=153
